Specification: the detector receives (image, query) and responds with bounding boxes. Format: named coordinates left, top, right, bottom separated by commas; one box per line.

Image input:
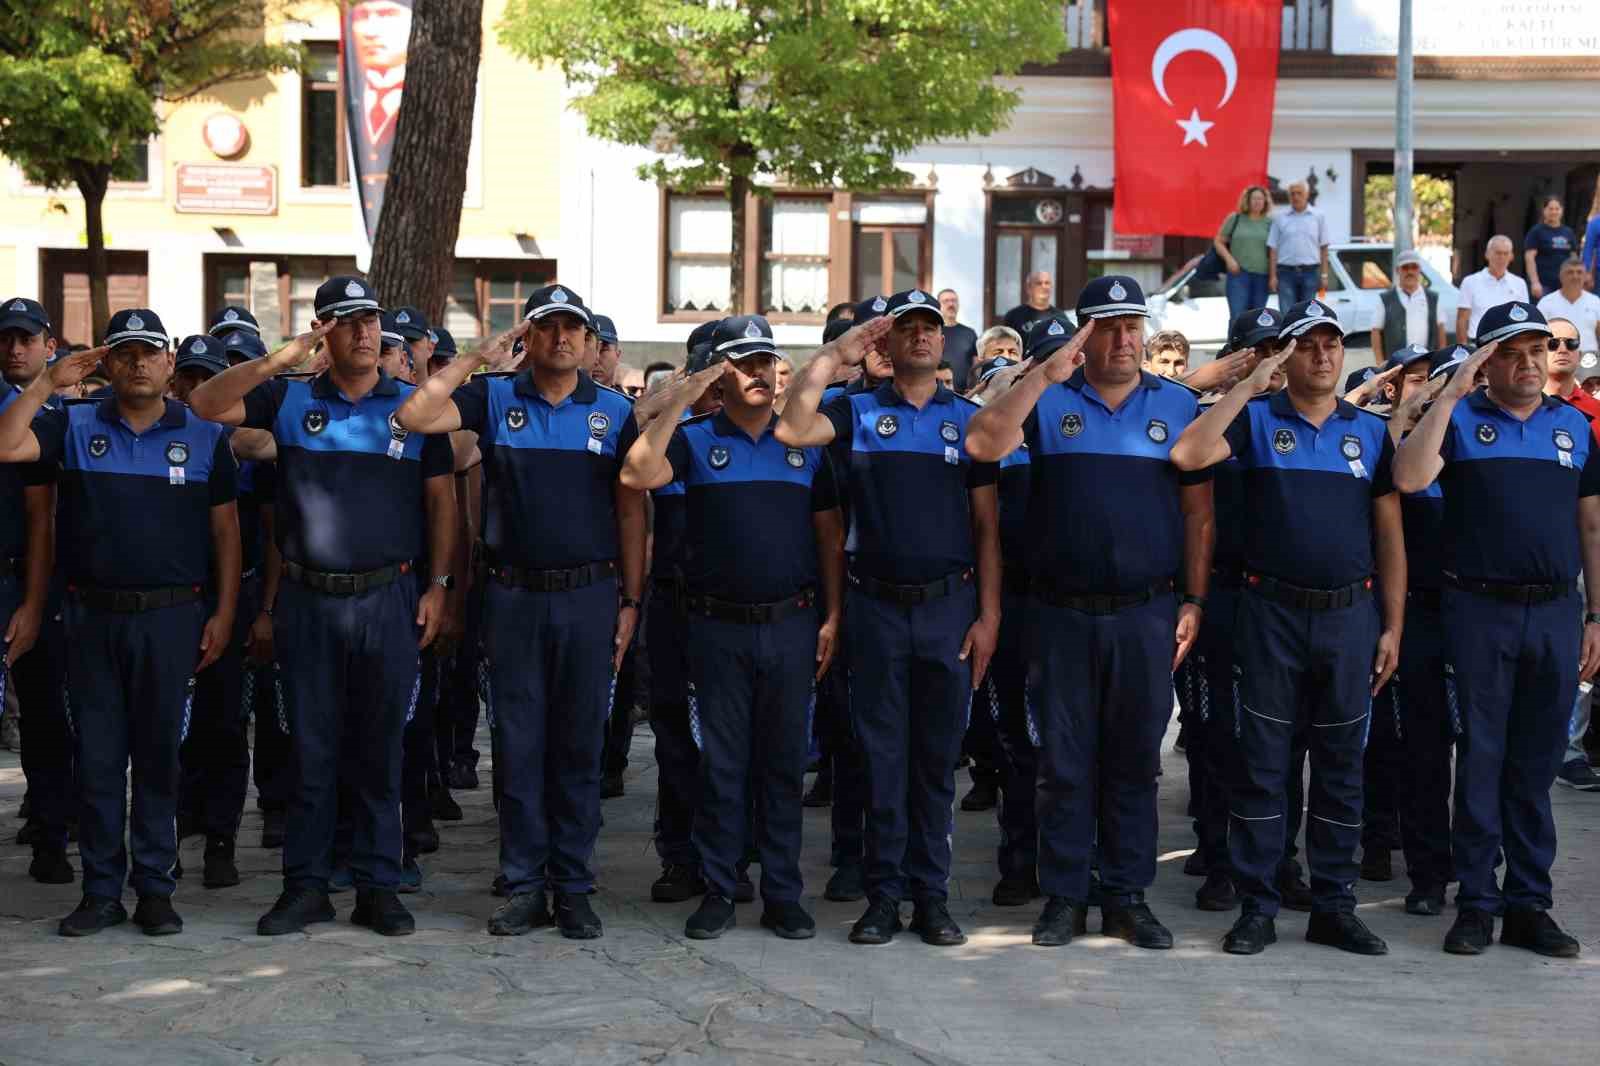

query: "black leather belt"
left=849, top=567, right=973, bottom=606
left=684, top=588, right=816, bottom=625
left=1033, top=577, right=1172, bottom=615
left=1210, top=566, right=1244, bottom=589
left=1443, top=572, right=1575, bottom=606
left=284, top=558, right=413, bottom=596
left=489, top=559, right=615, bottom=592
left=1245, top=572, right=1372, bottom=611
left=70, top=584, right=203, bottom=613
left=1408, top=586, right=1442, bottom=611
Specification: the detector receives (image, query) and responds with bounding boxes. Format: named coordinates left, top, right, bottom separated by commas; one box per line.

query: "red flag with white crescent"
left=1107, top=0, right=1281, bottom=237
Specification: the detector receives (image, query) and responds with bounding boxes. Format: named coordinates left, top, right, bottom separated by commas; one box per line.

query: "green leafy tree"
left=501, top=0, right=1066, bottom=310
left=1364, top=173, right=1455, bottom=247
left=0, top=1, right=302, bottom=338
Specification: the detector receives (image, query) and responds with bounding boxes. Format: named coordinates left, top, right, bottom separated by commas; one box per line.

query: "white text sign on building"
left=1333, top=0, right=1600, bottom=55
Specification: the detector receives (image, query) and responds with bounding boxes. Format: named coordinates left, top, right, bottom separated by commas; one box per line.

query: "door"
left=41, top=249, right=150, bottom=346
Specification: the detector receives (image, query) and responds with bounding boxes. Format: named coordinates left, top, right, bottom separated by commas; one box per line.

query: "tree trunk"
left=728, top=172, right=748, bottom=314
left=367, top=0, right=486, bottom=324
left=75, top=166, right=112, bottom=342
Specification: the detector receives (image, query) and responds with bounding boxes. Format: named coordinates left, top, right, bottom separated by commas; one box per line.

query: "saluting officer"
left=967, top=276, right=1214, bottom=950
left=622, top=314, right=844, bottom=941
left=1394, top=301, right=1596, bottom=958
left=189, top=277, right=457, bottom=939
left=778, top=290, right=1001, bottom=948
left=397, top=284, right=646, bottom=941
left=0, top=311, right=240, bottom=938
left=1173, top=298, right=1405, bottom=958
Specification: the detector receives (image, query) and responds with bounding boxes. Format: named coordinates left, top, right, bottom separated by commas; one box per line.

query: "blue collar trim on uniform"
left=95, top=395, right=187, bottom=429
left=1464, top=387, right=1562, bottom=417
left=1267, top=388, right=1359, bottom=423
left=710, top=409, right=779, bottom=439
left=514, top=368, right=598, bottom=406
left=310, top=369, right=401, bottom=401
left=873, top=380, right=955, bottom=407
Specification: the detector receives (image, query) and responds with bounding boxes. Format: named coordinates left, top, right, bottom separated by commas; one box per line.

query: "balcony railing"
left=1063, top=0, right=1331, bottom=52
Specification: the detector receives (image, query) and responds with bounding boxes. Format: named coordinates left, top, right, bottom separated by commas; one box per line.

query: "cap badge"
left=1146, top=419, right=1169, bottom=444
left=1341, top=436, right=1362, bottom=461
left=1411, top=344, right=1425, bottom=353
left=940, top=420, right=960, bottom=443
left=708, top=445, right=731, bottom=470
left=8, top=300, right=24, bottom=312
left=506, top=407, right=527, bottom=431
left=908, top=290, right=926, bottom=304
left=127, top=313, right=145, bottom=330
left=344, top=280, right=364, bottom=298
left=303, top=409, right=327, bottom=435
left=744, top=319, right=762, bottom=338
left=1583, top=353, right=1599, bottom=370
left=88, top=434, right=109, bottom=459
left=1256, top=311, right=1274, bottom=327
left=1454, top=346, right=1468, bottom=359
left=1060, top=412, right=1084, bottom=438
left=871, top=297, right=887, bottom=313
left=588, top=411, right=611, bottom=440
left=1108, top=281, right=1127, bottom=301
left=166, top=442, right=190, bottom=466
left=1555, top=429, right=1575, bottom=452
left=224, top=309, right=239, bottom=322
left=397, top=310, right=411, bottom=324
left=388, top=413, right=408, bottom=442
left=875, top=413, right=899, bottom=438
left=1509, top=304, right=1528, bottom=322
left=1047, top=319, right=1066, bottom=337
left=785, top=447, right=805, bottom=469
left=1476, top=423, right=1497, bottom=445
left=1272, top=428, right=1297, bottom=455
left=1307, top=301, right=1323, bottom=316
left=551, top=287, right=569, bottom=304
left=192, top=338, right=207, bottom=354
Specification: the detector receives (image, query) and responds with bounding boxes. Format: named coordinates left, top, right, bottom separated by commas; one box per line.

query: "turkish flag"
left=1108, top=0, right=1281, bottom=237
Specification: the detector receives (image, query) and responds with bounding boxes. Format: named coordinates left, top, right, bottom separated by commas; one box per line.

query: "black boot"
left=351, top=888, right=415, bottom=936
left=1195, top=870, right=1238, bottom=912
left=487, top=892, right=551, bottom=936
left=1101, top=902, right=1173, bottom=950
left=650, top=863, right=706, bottom=903
left=1222, top=912, right=1277, bottom=955
left=1443, top=908, right=1495, bottom=955
left=133, top=895, right=183, bottom=936
left=202, top=836, right=241, bottom=889
left=257, top=886, right=336, bottom=936
left=824, top=863, right=865, bottom=902
left=909, top=900, right=966, bottom=946
left=992, top=871, right=1040, bottom=907
left=1306, top=910, right=1387, bottom=955
left=848, top=897, right=903, bottom=945
left=1500, top=908, right=1580, bottom=958
left=1031, top=897, right=1087, bottom=947
left=28, top=849, right=74, bottom=885
left=58, top=894, right=127, bottom=937
left=685, top=894, right=736, bottom=940
left=554, top=891, right=603, bottom=939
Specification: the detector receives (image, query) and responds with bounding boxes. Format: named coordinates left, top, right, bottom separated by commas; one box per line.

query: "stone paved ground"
left=0, top=719, right=1595, bottom=1066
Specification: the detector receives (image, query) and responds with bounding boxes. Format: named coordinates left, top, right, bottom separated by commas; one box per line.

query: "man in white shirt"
left=1537, top=256, right=1600, bottom=352
left=1456, top=235, right=1529, bottom=342
left=1371, top=250, right=1447, bottom=354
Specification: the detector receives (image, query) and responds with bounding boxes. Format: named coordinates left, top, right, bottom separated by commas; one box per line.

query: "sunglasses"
left=1548, top=337, right=1581, bottom=351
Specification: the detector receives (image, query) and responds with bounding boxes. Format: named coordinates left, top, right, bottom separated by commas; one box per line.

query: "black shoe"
left=1306, top=910, right=1387, bottom=955
left=849, top=897, right=903, bottom=945
left=600, top=773, right=625, bottom=799
left=960, top=780, right=999, bottom=812
left=351, top=888, right=415, bottom=936
left=1360, top=847, right=1394, bottom=882
left=760, top=900, right=816, bottom=940
left=1183, top=850, right=1208, bottom=877
left=15, top=820, right=40, bottom=847
left=651, top=863, right=706, bottom=903
left=1195, top=870, right=1239, bottom=912
left=554, top=891, right=603, bottom=939
left=257, top=886, right=337, bottom=936
left=405, top=820, right=439, bottom=856
left=1443, top=908, right=1495, bottom=955
left=487, top=892, right=551, bottom=936
left=1500, top=907, right=1581, bottom=958
left=447, top=762, right=479, bottom=790
left=824, top=863, right=865, bottom=903
left=685, top=894, right=736, bottom=940
left=202, top=836, right=240, bottom=889
left=260, top=810, right=286, bottom=849
left=29, top=849, right=74, bottom=885
left=133, top=895, right=183, bottom=936
left=802, top=768, right=833, bottom=807
left=1031, top=896, right=1088, bottom=947
left=430, top=788, right=464, bottom=822
left=992, top=872, right=1040, bottom=907
left=1276, top=861, right=1314, bottom=912
left=1223, top=912, right=1277, bottom=955
left=58, top=894, right=128, bottom=937
left=733, top=868, right=755, bottom=904
left=910, top=900, right=967, bottom=946
left=491, top=873, right=509, bottom=898
left=1102, top=902, right=1174, bottom=950
left=1405, top=892, right=1445, bottom=917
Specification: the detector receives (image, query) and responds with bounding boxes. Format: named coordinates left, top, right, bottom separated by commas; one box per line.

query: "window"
left=122, top=141, right=151, bottom=185
left=988, top=194, right=1065, bottom=322
left=286, top=257, right=360, bottom=333
left=664, top=194, right=732, bottom=315
left=459, top=262, right=557, bottom=336
left=759, top=197, right=830, bottom=318
left=850, top=198, right=930, bottom=300
left=302, top=43, right=347, bottom=187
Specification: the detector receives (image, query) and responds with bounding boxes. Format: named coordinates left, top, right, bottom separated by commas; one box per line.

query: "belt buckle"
left=113, top=590, right=140, bottom=612
left=548, top=569, right=570, bottom=593
left=329, top=574, right=355, bottom=596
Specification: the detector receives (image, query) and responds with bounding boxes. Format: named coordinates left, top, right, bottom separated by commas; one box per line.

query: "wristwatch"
left=1586, top=611, right=1600, bottom=626
left=1181, top=594, right=1206, bottom=610
left=619, top=595, right=642, bottom=611
left=432, top=574, right=455, bottom=591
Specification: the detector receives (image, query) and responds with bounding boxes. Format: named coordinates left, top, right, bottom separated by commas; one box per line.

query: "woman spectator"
left=1583, top=184, right=1600, bottom=291
left=1214, top=185, right=1273, bottom=317
left=1523, top=194, right=1578, bottom=300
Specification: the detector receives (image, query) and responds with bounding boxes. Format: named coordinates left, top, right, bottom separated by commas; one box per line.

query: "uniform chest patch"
left=1340, top=435, right=1362, bottom=461
left=940, top=420, right=959, bottom=443
left=388, top=413, right=408, bottom=442
left=785, top=448, right=805, bottom=468
left=1554, top=428, right=1575, bottom=452
left=708, top=445, right=731, bottom=470
left=588, top=412, right=611, bottom=440
left=1060, top=412, right=1083, bottom=438
left=303, top=409, right=327, bottom=435
left=1476, top=423, right=1497, bottom=445
left=1146, top=419, right=1169, bottom=444
left=506, top=406, right=527, bottom=431
left=1272, top=428, right=1297, bottom=455
left=875, top=414, right=899, bottom=438
left=166, top=441, right=190, bottom=465
left=88, top=434, right=109, bottom=458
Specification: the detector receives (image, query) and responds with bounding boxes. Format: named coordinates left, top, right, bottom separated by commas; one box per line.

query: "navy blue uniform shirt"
left=1223, top=390, right=1395, bottom=589
left=33, top=398, right=236, bottom=588
left=242, top=370, right=451, bottom=573
left=452, top=369, right=637, bottom=570
left=1437, top=389, right=1600, bottom=584
left=1210, top=453, right=1247, bottom=575
left=821, top=381, right=996, bottom=585
left=0, top=386, right=57, bottom=561
left=666, top=411, right=837, bottom=603
left=997, top=446, right=1031, bottom=567
left=236, top=456, right=276, bottom=575
left=1024, top=369, right=1208, bottom=593
left=1400, top=474, right=1444, bottom=591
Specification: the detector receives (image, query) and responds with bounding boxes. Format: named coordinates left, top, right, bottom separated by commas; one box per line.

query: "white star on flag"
left=1176, top=108, right=1214, bottom=147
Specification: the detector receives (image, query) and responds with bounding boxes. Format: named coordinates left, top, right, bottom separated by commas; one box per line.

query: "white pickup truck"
left=1146, top=242, right=1460, bottom=355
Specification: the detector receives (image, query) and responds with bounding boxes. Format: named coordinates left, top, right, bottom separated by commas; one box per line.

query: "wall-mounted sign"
left=1334, top=1, right=1600, bottom=56
left=202, top=113, right=250, bottom=159
left=174, top=164, right=277, bottom=215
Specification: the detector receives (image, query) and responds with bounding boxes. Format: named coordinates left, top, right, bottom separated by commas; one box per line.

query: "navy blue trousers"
left=65, top=597, right=205, bottom=899
left=276, top=576, right=419, bottom=892
left=1032, top=592, right=1176, bottom=907
left=402, top=648, right=441, bottom=845
left=1189, top=585, right=1242, bottom=872
left=483, top=577, right=616, bottom=896
left=686, top=610, right=814, bottom=902
left=849, top=583, right=976, bottom=904
left=986, top=589, right=1037, bottom=881
left=815, top=639, right=866, bottom=868
left=251, top=662, right=291, bottom=813
left=1388, top=601, right=1455, bottom=899
left=647, top=589, right=699, bottom=866
left=180, top=577, right=258, bottom=839
left=434, top=577, right=484, bottom=774
left=7, top=585, right=74, bottom=852
left=1445, top=586, right=1578, bottom=913
left=1230, top=590, right=1376, bottom=917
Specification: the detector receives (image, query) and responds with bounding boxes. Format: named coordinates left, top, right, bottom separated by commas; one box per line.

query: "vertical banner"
left=1107, top=0, right=1281, bottom=238
left=341, top=0, right=414, bottom=244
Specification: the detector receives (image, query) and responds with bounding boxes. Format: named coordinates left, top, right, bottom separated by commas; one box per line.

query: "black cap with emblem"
left=522, top=284, right=592, bottom=325
left=1277, top=298, right=1346, bottom=341
left=208, top=305, right=261, bottom=338
left=1474, top=300, right=1550, bottom=347
left=710, top=315, right=778, bottom=360
left=883, top=289, right=943, bottom=325
left=314, top=276, right=383, bottom=320
left=0, top=297, right=50, bottom=337
left=104, top=308, right=170, bottom=350
left=1227, top=307, right=1282, bottom=353
left=388, top=306, right=430, bottom=341
left=853, top=294, right=891, bottom=324
left=1023, top=311, right=1078, bottom=363
left=174, top=334, right=229, bottom=375
left=1075, top=275, right=1149, bottom=321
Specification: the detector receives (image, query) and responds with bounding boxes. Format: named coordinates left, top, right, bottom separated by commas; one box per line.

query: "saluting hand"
left=970, top=358, right=1033, bottom=402
left=467, top=320, right=530, bottom=373
left=196, top=613, right=231, bottom=673
left=46, top=345, right=108, bottom=392
left=829, top=316, right=894, bottom=367
left=958, top=612, right=999, bottom=690
left=1371, top=627, right=1400, bottom=696
left=1392, top=373, right=1446, bottom=432
left=1172, top=602, right=1202, bottom=671
left=1247, top=341, right=1294, bottom=390
left=1039, top=321, right=1096, bottom=384
left=269, top=321, right=335, bottom=372
left=1343, top=361, right=1405, bottom=407
left=1445, top=342, right=1497, bottom=400
left=637, top=362, right=722, bottom=426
